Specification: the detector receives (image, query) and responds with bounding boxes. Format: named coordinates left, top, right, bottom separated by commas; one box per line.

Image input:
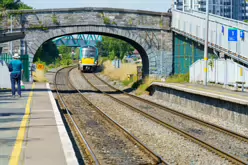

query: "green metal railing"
left=0, top=53, right=30, bottom=82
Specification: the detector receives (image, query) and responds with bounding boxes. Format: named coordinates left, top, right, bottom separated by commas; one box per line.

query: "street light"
left=203, top=0, right=209, bottom=86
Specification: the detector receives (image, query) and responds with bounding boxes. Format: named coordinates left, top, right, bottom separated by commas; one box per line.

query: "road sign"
left=37, top=64, right=45, bottom=70
left=240, top=30, right=245, bottom=40
left=228, top=28, right=238, bottom=42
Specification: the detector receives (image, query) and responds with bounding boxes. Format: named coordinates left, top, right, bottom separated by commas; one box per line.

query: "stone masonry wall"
left=1, top=8, right=173, bottom=78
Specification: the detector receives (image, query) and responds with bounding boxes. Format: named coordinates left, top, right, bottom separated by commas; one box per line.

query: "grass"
left=135, top=77, right=160, bottom=95
left=98, top=57, right=109, bottom=65
left=102, top=60, right=138, bottom=81
left=32, top=71, right=48, bottom=82
left=122, top=79, right=133, bottom=86
left=33, top=56, right=74, bottom=82
left=101, top=60, right=164, bottom=95
left=165, top=73, right=189, bottom=83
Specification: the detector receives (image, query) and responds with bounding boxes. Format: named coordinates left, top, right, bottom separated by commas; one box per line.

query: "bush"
left=103, top=17, right=111, bottom=24
left=52, top=14, right=59, bottom=25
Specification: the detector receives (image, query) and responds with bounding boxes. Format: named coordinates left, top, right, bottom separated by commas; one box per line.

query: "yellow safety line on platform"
left=9, top=83, right=35, bottom=165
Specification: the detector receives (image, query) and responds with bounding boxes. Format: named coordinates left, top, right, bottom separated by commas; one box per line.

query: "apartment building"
left=174, top=0, right=248, bottom=21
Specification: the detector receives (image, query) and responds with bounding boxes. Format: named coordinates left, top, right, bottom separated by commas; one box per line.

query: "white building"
left=174, top=0, right=248, bottom=21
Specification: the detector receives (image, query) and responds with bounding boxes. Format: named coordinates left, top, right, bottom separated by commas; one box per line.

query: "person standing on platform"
left=9, top=53, right=23, bottom=98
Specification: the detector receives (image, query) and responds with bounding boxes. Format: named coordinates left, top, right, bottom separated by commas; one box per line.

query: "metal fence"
left=172, top=10, right=248, bottom=65
left=149, top=51, right=173, bottom=77
left=0, top=53, right=30, bottom=82
left=190, top=59, right=248, bottom=87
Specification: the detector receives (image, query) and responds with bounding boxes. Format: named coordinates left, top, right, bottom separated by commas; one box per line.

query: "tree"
left=34, top=41, right=59, bottom=65
left=96, top=36, right=135, bottom=60
left=0, top=0, right=32, bottom=10
left=58, top=45, right=71, bottom=55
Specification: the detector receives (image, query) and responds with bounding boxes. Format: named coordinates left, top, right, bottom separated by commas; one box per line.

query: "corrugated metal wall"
left=174, top=33, right=215, bottom=74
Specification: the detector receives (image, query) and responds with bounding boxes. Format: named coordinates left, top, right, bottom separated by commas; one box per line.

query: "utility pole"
left=160, top=14, right=163, bottom=76
left=10, top=15, right=13, bottom=55
left=203, top=0, right=209, bottom=86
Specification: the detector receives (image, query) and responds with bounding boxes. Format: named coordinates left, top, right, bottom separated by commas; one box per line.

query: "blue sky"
left=21, top=0, right=172, bottom=12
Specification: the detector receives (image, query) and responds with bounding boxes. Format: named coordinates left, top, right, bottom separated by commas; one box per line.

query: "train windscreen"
left=83, top=49, right=96, bottom=58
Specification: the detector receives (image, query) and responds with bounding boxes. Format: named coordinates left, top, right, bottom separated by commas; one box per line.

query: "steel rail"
left=68, top=71, right=168, bottom=165
left=54, top=67, right=100, bottom=165
left=93, top=73, right=248, bottom=143
left=82, top=73, right=247, bottom=165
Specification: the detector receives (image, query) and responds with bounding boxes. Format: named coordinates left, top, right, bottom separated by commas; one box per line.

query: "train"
left=78, top=46, right=99, bottom=72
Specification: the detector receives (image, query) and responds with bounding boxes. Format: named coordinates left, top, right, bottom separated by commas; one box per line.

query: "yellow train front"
left=78, top=46, right=98, bottom=72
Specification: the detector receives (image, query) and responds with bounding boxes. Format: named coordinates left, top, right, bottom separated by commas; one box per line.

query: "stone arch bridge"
left=1, top=7, right=172, bottom=77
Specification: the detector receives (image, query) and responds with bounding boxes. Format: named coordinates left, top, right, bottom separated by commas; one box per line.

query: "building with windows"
left=174, top=0, right=248, bottom=21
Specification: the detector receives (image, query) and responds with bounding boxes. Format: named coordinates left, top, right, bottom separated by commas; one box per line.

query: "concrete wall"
left=149, top=84, right=248, bottom=127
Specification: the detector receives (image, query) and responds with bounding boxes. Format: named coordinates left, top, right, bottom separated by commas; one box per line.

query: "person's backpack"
left=8, top=62, right=13, bottom=72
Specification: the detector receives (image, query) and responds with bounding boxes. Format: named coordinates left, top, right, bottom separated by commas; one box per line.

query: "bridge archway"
left=2, top=8, right=173, bottom=80
left=27, top=26, right=151, bottom=77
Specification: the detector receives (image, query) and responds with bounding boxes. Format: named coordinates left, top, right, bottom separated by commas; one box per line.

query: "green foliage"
left=244, top=20, right=248, bottom=23
left=166, top=73, right=190, bottom=83
left=29, top=24, right=48, bottom=31
left=128, top=18, right=133, bottom=25
left=0, top=0, right=32, bottom=27
left=60, top=53, right=73, bottom=66
left=159, top=19, right=163, bottom=28
left=58, top=45, right=71, bottom=54
left=103, top=17, right=111, bottom=24
left=98, top=57, right=108, bottom=65
left=34, top=42, right=79, bottom=70
left=109, top=50, right=116, bottom=60
left=34, top=41, right=59, bottom=65
left=208, top=54, right=218, bottom=70
left=96, top=36, right=134, bottom=60
left=122, top=79, right=133, bottom=86
left=0, top=0, right=32, bottom=10
left=56, top=45, right=77, bottom=66
left=51, top=14, right=59, bottom=25
left=112, top=21, right=117, bottom=25
left=17, top=2, right=32, bottom=9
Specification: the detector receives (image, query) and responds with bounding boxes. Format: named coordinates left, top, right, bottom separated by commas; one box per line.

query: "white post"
left=203, top=0, right=209, bottom=86
left=183, top=0, right=185, bottom=11
left=224, top=59, right=227, bottom=88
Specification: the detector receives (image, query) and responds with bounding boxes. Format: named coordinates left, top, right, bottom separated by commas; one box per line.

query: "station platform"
left=152, top=82, right=248, bottom=105
left=0, top=83, right=78, bottom=165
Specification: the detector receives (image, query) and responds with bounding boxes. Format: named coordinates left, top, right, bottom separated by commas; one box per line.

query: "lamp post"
left=203, top=0, right=209, bottom=86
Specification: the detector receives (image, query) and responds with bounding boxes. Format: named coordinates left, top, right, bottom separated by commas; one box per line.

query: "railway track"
left=81, top=72, right=248, bottom=165
left=55, top=67, right=99, bottom=165
left=54, top=67, right=169, bottom=165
